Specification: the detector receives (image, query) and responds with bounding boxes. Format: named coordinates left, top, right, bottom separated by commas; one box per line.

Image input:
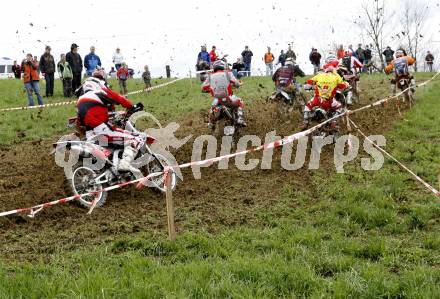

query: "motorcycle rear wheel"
left=69, top=161, right=107, bottom=208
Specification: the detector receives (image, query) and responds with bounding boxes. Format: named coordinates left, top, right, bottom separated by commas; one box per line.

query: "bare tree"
left=355, top=0, right=393, bottom=70
left=399, top=0, right=429, bottom=71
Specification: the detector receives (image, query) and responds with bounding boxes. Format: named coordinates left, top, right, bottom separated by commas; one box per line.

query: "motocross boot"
left=236, top=107, right=247, bottom=127
left=410, top=78, right=416, bottom=93
left=346, top=90, right=353, bottom=106
left=208, top=110, right=216, bottom=130
left=390, top=84, right=397, bottom=96
left=118, top=146, right=141, bottom=174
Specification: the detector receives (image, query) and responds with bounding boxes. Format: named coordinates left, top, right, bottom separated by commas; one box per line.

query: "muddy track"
left=0, top=78, right=412, bottom=261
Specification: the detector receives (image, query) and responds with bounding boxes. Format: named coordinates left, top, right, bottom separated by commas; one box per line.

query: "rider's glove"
left=128, top=102, right=144, bottom=114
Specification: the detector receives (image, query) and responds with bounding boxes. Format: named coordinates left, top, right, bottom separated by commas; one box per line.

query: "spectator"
left=84, top=46, right=102, bottom=76
left=336, top=45, right=345, bottom=59
left=364, top=45, right=373, bottom=73
left=348, top=45, right=355, bottom=57
left=66, top=43, right=83, bottom=92
left=425, top=51, right=434, bottom=72
left=108, top=67, right=117, bottom=78
left=355, top=44, right=365, bottom=73
left=117, top=62, right=129, bottom=94
left=11, top=61, right=21, bottom=79
left=39, top=45, right=56, bottom=97
left=382, top=46, right=395, bottom=65
left=263, top=46, right=275, bottom=76
left=286, top=44, right=297, bottom=61
left=57, top=54, right=73, bottom=97
left=142, top=65, right=151, bottom=91
left=112, top=48, right=124, bottom=70
left=197, top=45, right=210, bottom=66
left=241, top=45, right=253, bottom=76
left=21, top=53, right=44, bottom=106
left=209, top=46, right=218, bottom=62
left=356, top=44, right=365, bottom=64
left=232, top=57, right=245, bottom=79
left=277, top=50, right=286, bottom=66
left=309, top=48, right=321, bottom=74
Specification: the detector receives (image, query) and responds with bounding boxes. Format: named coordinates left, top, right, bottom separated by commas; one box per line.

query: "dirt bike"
left=270, top=81, right=306, bottom=115
left=336, top=67, right=359, bottom=100
left=393, top=74, right=414, bottom=104
left=310, top=107, right=342, bottom=144
left=211, top=101, right=244, bottom=145
left=52, top=104, right=177, bottom=209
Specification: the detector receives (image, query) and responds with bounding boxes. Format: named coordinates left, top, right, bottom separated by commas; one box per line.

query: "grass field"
left=0, top=73, right=439, bottom=298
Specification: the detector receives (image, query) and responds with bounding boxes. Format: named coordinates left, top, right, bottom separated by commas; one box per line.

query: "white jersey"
left=112, top=53, right=124, bottom=64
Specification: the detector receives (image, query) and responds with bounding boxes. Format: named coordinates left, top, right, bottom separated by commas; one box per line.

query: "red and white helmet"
left=82, top=77, right=107, bottom=93
left=92, top=67, right=106, bottom=80
left=395, top=50, right=404, bottom=58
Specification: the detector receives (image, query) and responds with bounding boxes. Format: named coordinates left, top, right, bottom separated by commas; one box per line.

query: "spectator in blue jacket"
left=84, top=46, right=102, bottom=76
left=197, top=45, right=210, bottom=66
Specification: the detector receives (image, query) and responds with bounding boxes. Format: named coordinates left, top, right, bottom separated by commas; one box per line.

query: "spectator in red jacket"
left=209, top=46, right=218, bottom=63
left=117, top=62, right=129, bottom=94
left=21, top=53, right=44, bottom=106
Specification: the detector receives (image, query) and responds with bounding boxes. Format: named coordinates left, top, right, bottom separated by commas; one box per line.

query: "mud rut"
left=0, top=79, right=412, bottom=260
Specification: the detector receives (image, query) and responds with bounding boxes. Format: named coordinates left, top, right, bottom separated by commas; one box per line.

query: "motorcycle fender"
left=399, top=79, right=406, bottom=87
left=280, top=90, right=291, bottom=100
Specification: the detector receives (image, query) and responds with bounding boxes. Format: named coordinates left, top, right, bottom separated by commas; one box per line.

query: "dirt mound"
left=0, top=79, right=410, bottom=261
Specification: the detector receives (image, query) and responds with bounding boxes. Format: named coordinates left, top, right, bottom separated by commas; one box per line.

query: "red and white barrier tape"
left=0, top=171, right=164, bottom=218
left=0, top=100, right=76, bottom=112
left=0, top=78, right=185, bottom=113
left=349, top=118, right=440, bottom=197
left=1, top=72, right=439, bottom=217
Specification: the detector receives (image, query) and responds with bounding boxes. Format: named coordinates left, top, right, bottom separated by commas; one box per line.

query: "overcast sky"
left=1, top=0, right=439, bottom=76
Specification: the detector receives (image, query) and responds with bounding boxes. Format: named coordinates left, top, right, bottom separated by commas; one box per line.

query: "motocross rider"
left=300, top=65, right=349, bottom=131
left=339, top=51, right=363, bottom=75
left=384, top=49, right=416, bottom=95
left=76, top=67, right=143, bottom=173
left=271, top=58, right=305, bottom=97
left=201, top=59, right=246, bottom=129
left=323, top=54, right=355, bottom=106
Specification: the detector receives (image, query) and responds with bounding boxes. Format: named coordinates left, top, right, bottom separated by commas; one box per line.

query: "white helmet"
left=395, top=50, right=404, bottom=58
left=82, top=77, right=107, bottom=93
left=325, top=54, right=337, bottom=64
left=285, top=58, right=294, bottom=66
left=212, top=59, right=226, bottom=71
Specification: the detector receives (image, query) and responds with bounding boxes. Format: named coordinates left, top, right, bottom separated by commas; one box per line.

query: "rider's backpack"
left=394, top=57, right=409, bottom=75
left=342, top=56, right=352, bottom=70
left=209, top=71, right=231, bottom=99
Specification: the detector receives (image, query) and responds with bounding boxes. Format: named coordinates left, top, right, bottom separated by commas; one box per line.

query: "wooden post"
left=189, top=69, right=193, bottom=89
left=165, top=171, right=176, bottom=241
left=437, top=172, right=440, bottom=191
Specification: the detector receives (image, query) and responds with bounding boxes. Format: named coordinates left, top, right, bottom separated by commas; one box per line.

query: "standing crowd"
left=11, top=44, right=152, bottom=106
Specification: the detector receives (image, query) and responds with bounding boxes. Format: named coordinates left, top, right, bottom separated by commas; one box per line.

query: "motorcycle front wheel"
left=145, top=153, right=177, bottom=193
